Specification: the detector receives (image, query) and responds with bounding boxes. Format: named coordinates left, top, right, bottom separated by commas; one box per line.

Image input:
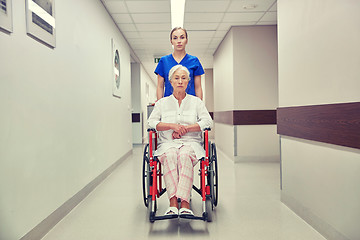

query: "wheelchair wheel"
left=205, top=198, right=213, bottom=222
left=143, top=144, right=157, bottom=221
left=208, top=143, right=218, bottom=207
left=147, top=196, right=157, bottom=223
left=142, top=144, right=150, bottom=207
left=211, top=143, right=218, bottom=207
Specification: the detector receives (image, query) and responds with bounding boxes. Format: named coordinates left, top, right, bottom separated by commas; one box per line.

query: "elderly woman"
left=148, top=65, right=213, bottom=217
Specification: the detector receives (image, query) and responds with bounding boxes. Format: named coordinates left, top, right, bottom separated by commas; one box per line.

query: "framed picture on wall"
left=0, top=0, right=13, bottom=33
left=25, top=0, right=56, bottom=48
left=112, top=38, right=121, bottom=98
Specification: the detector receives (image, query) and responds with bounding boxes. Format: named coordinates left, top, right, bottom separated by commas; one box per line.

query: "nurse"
left=155, top=27, right=205, bottom=100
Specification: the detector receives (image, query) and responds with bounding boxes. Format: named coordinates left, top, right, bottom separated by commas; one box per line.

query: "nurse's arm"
left=194, top=75, right=203, bottom=100
left=157, top=75, right=165, bottom=100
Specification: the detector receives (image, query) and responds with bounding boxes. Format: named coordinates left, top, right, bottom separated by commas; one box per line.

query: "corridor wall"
left=0, top=0, right=133, bottom=239
left=277, top=0, right=360, bottom=240
left=204, top=69, right=215, bottom=139
left=131, top=62, right=156, bottom=144
left=213, top=30, right=235, bottom=159
left=213, top=26, right=279, bottom=162
left=131, top=63, right=142, bottom=144
left=140, top=65, right=157, bottom=143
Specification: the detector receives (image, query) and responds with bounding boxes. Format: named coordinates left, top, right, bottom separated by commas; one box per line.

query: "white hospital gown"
left=147, top=94, right=213, bottom=159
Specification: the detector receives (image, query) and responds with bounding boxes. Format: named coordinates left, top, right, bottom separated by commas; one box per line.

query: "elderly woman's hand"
left=171, top=123, right=188, bottom=136
left=172, top=132, right=182, bottom=139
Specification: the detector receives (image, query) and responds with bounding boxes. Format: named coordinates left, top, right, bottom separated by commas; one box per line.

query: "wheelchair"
left=142, top=128, right=218, bottom=222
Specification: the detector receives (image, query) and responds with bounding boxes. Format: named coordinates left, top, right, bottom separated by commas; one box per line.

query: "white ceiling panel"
left=216, top=22, right=232, bottom=31
left=214, top=30, right=227, bottom=38
left=187, top=30, right=216, bottom=39
left=188, top=40, right=212, bottom=46
left=187, top=49, right=208, bottom=56
left=133, top=50, right=148, bottom=57
left=126, top=38, right=145, bottom=44
left=132, top=45, right=147, bottom=50
left=228, top=0, right=276, bottom=12
left=122, top=31, right=141, bottom=38
left=187, top=45, right=208, bottom=50
left=125, top=1, right=170, bottom=13
left=186, top=49, right=206, bottom=57
left=136, top=23, right=171, bottom=31
left=269, top=2, right=277, bottom=11
left=223, top=12, right=264, bottom=22
left=205, top=48, right=217, bottom=54
left=105, top=1, right=128, bottom=13
left=131, top=13, right=170, bottom=23
left=104, top=1, right=128, bottom=14
left=117, top=23, right=137, bottom=31
left=260, top=11, right=277, bottom=21
left=139, top=31, right=170, bottom=39
left=184, top=22, right=219, bottom=31
left=185, top=1, right=230, bottom=13
left=134, top=50, right=149, bottom=56
left=112, top=14, right=133, bottom=23
left=217, top=22, right=256, bottom=31
left=184, top=13, right=224, bottom=23
left=140, top=40, right=170, bottom=46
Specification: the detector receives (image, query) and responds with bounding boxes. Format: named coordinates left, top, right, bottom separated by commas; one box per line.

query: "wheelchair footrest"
left=151, top=214, right=206, bottom=222
left=152, top=214, right=178, bottom=221
left=179, top=214, right=205, bottom=221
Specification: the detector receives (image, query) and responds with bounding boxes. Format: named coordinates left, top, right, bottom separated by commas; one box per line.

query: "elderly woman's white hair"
left=168, top=65, right=191, bottom=82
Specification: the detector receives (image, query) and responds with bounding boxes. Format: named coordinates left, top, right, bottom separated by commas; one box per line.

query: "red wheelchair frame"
left=142, top=128, right=218, bottom=222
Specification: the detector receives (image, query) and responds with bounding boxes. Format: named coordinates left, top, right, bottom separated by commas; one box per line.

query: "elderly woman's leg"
left=176, top=145, right=198, bottom=209
left=158, top=147, right=179, bottom=208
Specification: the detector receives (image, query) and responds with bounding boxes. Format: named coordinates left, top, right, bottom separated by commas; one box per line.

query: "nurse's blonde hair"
left=170, top=27, right=188, bottom=40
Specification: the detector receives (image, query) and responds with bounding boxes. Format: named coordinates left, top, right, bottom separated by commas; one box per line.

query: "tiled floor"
left=42, top=145, right=326, bottom=240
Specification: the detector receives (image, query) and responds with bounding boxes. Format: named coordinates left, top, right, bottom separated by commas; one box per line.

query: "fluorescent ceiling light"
left=171, top=0, right=185, bottom=29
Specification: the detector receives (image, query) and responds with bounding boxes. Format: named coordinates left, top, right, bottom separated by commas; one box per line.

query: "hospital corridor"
left=1, top=0, right=359, bottom=240
left=40, top=145, right=325, bottom=240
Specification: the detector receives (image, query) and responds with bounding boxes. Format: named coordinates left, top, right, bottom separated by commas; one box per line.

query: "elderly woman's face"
left=170, top=69, right=189, bottom=93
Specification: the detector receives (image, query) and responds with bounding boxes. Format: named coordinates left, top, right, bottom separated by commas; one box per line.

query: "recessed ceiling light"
left=243, top=4, right=257, bottom=10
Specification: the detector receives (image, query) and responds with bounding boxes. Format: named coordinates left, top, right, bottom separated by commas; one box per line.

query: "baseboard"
left=20, top=149, right=132, bottom=240
left=234, top=155, right=280, bottom=162
left=281, top=192, right=350, bottom=240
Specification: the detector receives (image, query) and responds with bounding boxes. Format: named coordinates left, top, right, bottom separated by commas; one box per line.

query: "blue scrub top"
left=154, top=54, right=204, bottom=97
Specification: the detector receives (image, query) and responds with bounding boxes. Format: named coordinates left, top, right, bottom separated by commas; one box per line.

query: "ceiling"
left=100, top=0, right=277, bottom=83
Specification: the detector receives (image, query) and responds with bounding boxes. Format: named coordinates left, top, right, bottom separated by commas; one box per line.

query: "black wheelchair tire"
left=205, top=198, right=213, bottom=222
left=212, top=143, right=219, bottom=207
left=147, top=196, right=153, bottom=222
left=147, top=196, right=157, bottom=223
left=142, top=144, right=149, bottom=207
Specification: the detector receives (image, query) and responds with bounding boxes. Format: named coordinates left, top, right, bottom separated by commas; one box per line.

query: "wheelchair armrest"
left=148, top=128, right=209, bottom=132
